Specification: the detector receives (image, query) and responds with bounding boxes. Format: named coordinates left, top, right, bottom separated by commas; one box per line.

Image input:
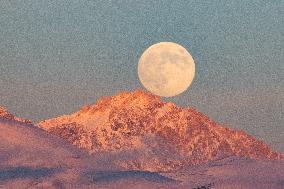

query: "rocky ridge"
left=38, top=89, right=283, bottom=171
left=0, top=106, right=32, bottom=124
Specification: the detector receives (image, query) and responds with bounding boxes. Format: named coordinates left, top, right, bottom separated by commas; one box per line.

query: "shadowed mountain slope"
left=0, top=118, right=178, bottom=188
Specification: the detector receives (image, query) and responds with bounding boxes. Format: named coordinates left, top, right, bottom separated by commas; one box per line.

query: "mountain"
left=2, top=118, right=283, bottom=189
left=0, top=106, right=32, bottom=124
left=0, top=112, right=178, bottom=189
left=1, top=98, right=284, bottom=189
left=38, top=89, right=283, bottom=172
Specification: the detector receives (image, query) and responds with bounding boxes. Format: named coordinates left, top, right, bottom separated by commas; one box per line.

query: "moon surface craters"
left=138, top=42, right=195, bottom=97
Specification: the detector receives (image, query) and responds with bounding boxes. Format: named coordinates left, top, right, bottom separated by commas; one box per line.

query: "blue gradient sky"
left=0, top=1, right=283, bottom=152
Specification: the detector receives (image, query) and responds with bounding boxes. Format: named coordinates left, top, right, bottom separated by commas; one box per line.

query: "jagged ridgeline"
left=0, top=106, right=32, bottom=124
left=38, top=89, right=283, bottom=172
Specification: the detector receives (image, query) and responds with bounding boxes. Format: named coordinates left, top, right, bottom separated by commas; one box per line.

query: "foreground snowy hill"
left=1, top=118, right=283, bottom=188
left=0, top=118, right=95, bottom=188
left=163, top=156, right=284, bottom=189
left=0, top=118, right=180, bottom=189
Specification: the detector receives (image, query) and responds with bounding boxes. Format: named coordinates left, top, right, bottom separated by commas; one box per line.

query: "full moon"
left=138, top=42, right=195, bottom=97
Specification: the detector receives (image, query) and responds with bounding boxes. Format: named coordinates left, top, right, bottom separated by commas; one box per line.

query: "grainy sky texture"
left=0, top=1, right=283, bottom=152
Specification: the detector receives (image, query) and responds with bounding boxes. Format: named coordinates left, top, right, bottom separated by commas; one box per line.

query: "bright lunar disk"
left=138, top=42, right=195, bottom=97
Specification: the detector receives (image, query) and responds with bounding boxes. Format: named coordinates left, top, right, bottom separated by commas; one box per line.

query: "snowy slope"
left=0, top=119, right=96, bottom=188
left=1, top=119, right=284, bottom=188
left=0, top=119, right=177, bottom=189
